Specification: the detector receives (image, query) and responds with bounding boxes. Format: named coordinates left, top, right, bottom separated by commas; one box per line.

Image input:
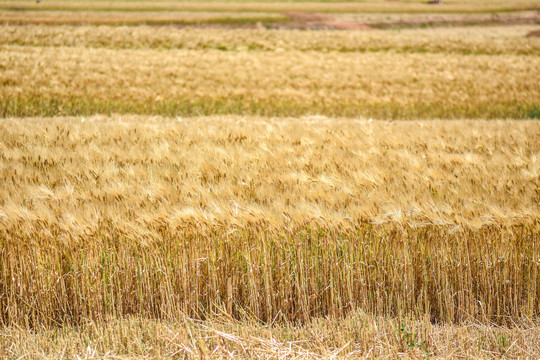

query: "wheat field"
left=1, top=116, right=539, bottom=358
left=1, top=1, right=540, bottom=358
left=1, top=25, right=539, bottom=118
left=2, top=24, right=539, bottom=54
left=1, top=117, right=538, bottom=229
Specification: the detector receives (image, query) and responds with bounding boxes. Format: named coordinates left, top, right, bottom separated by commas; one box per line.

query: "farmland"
left=1, top=25, right=539, bottom=119
left=0, top=0, right=539, bottom=358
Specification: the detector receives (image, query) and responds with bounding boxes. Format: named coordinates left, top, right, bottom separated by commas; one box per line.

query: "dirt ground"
left=280, top=11, right=540, bottom=30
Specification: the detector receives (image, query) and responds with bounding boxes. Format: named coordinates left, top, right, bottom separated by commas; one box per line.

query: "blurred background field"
left=1, top=24, right=539, bottom=119
left=0, top=0, right=539, bottom=119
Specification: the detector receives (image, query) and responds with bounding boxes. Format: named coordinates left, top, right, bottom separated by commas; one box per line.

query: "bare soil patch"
left=282, top=12, right=372, bottom=29
left=277, top=11, right=540, bottom=30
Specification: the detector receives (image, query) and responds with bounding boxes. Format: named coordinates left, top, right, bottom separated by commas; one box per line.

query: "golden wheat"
left=2, top=22, right=538, bottom=118
left=0, top=116, right=538, bottom=332
left=1, top=24, right=538, bottom=55
left=1, top=3, right=540, bottom=356
left=0, top=116, right=538, bottom=230
left=1, top=42, right=538, bottom=118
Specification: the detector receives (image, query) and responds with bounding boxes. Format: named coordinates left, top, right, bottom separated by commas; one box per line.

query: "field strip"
left=0, top=10, right=289, bottom=26
left=1, top=24, right=538, bottom=55
left=1, top=45, right=538, bottom=118
left=0, top=9, right=538, bottom=27
left=2, top=314, right=540, bottom=358
left=2, top=116, right=538, bottom=229
left=1, top=0, right=539, bottom=13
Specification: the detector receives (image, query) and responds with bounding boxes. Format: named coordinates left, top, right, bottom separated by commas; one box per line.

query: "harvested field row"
left=2, top=313, right=540, bottom=359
